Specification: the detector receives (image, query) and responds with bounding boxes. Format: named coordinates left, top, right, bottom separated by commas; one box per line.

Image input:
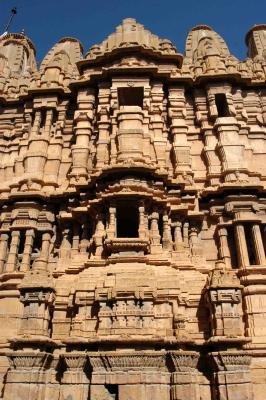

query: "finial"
left=3, top=7, right=17, bottom=33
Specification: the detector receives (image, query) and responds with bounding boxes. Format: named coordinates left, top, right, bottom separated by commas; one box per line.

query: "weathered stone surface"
left=0, top=17, right=266, bottom=399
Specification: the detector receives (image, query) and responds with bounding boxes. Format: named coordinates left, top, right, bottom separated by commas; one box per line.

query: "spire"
left=85, top=17, right=181, bottom=62
left=2, top=7, right=17, bottom=35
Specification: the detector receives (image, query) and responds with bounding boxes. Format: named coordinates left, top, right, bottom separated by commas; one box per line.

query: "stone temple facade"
left=1, top=17, right=266, bottom=400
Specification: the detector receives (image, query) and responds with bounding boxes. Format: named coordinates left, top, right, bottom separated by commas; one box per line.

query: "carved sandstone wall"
left=0, top=18, right=266, bottom=400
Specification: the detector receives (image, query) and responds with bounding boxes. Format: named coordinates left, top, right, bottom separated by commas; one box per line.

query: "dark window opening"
left=105, top=384, right=118, bottom=400
left=18, top=231, right=25, bottom=256
left=245, top=225, right=256, bottom=265
left=30, top=232, right=42, bottom=269
left=52, top=110, right=58, bottom=125
left=116, top=201, right=139, bottom=238
left=215, top=93, right=230, bottom=117
left=227, top=226, right=238, bottom=269
left=39, top=109, right=46, bottom=129
left=118, top=87, right=144, bottom=108
left=17, top=231, right=26, bottom=270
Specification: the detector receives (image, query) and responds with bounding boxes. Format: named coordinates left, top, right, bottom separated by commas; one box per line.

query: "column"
left=217, top=226, right=231, bottom=268
left=189, top=224, right=202, bottom=256
left=234, top=224, right=249, bottom=268
left=107, top=204, right=116, bottom=239
left=170, top=351, right=200, bottom=400
left=210, top=351, right=253, bottom=400
left=5, top=231, right=20, bottom=272
left=59, top=227, right=71, bottom=259
left=96, top=83, right=111, bottom=168
left=72, top=222, right=80, bottom=256
left=149, top=210, right=162, bottom=256
left=162, top=214, right=172, bottom=251
left=44, top=109, right=53, bottom=136
left=79, top=222, right=89, bottom=253
left=4, top=352, right=51, bottom=400
left=150, top=211, right=160, bottom=245
left=151, top=83, right=167, bottom=169
left=60, top=353, right=89, bottom=400
left=20, top=229, right=35, bottom=272
left=94, top=213, right=105, bottom=257
left=168, top=86, right=192, bottom=180
left=0, top=233, right=8, bottom=272
left=251, top=224, right=265, bottom=265
left=70, top=88, right=95, bottom=182
left=31, top=110, right=42, bottom=136
left=40, top=232, right=51, bottom=261
left=33, top=231, right=52, bottom=271
left=138, top=202, right=146, bottom=239
left=183, top=222, right=189, bottom=248
left=215, top=117, right=247, bottom=183
left=173, top=221, right=183, bottom=251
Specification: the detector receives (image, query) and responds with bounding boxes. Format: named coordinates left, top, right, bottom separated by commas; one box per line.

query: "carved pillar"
left=150, top=212, right=160, bottom=244
left=251, top=223, right=265, bottom=265
left=19, top=288, right=55, bottom=337
left=150, top=210, right=161, bottom=254
left=194, top=89, right=221, bottom=186
left=202, top=123, right=221, bottom=185
left=5, top=230, right=20, bottom=272
left=72, top=222, right=80, bottom=256
left=20, top=229, right=35, bottom=272
left=43, top=105, right=65, bottom=189
left=31, top=231, right=52, bottom=272
left=60, top=353, right=89, bottom=400
left=0, top=233, right=9, bottom=272
left=189, top=223, right=202, bottom=256
left=92, top=352, right=169, bottom=400
left=59, top=227, right=71, bottom=259
left=79, top=222, right=89, bottom=254
left=183, top=222, right=189, bottom=248
left=168, top=86, right=192, bottom=181
left=138, top=202, right=146, bottom=239
left=96, top=83, right=111, bottom=168
left=162, top=213, right=172, bottom=251
left=234, top=224, right=249, bottom=268
left=4, top=352, right=51, bottom=400
left=31, top=110, right=42, bottom=136
left=44, top=109, right=53, bottom=136
left=210, top=351, right=253, bottom=400
left=117, top=106, right=144, bottom=162
left=107, top=204, right=116, bottom=239
left=215, top=117, right=247, bottom=182
left=150, top=82, right=167, bottom=170
left=173, top=221, right=184, bottom=251
left=24, top=106, right=51, bottom=190
left=170, top=351, right=200, bottom=400
left=217, top=226, right=231, bottom=268
left=205, top=263, right=244, bottom=337
left=40, top=232, right=51, bottom=261
left=93, top=213, right=105, bottom=257
left=70, top=88, right=95, bottom=183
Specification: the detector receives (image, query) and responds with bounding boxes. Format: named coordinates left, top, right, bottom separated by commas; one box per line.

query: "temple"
left=0, top=17, right=266, bottom=400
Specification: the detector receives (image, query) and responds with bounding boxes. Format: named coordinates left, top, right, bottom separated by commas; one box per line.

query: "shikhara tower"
left=0, top=17, right=266, bottom=400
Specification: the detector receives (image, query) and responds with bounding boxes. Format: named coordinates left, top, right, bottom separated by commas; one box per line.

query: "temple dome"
left=85, top=18, right=180, bottom=60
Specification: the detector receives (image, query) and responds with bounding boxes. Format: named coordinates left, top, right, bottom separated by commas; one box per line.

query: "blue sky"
left=1, top=0, right=266, bottom=64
